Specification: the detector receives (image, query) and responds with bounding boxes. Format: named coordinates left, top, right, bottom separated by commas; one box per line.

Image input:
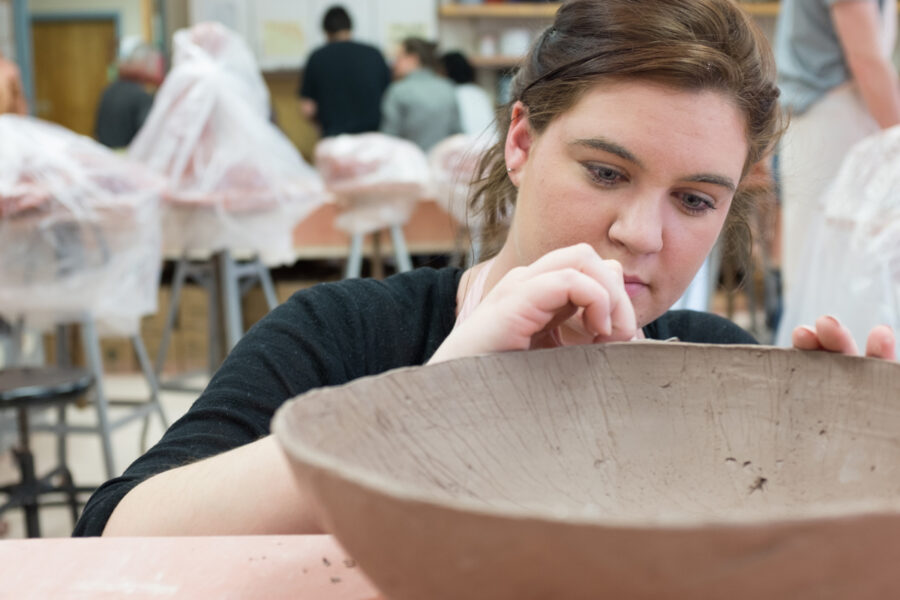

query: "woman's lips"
left=623, top=276, right=648, bottom=298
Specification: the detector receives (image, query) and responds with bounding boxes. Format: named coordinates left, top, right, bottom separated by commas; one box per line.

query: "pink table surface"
left=0, top=535, right=382, bottom=599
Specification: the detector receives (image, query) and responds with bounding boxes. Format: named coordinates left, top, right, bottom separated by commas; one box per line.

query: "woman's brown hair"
left=472, top=0, right=783, bottom=259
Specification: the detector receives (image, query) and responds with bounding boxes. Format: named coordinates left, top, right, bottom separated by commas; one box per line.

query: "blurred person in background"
left=299, top=5, right=391, bottom=137
left=94, top=38, right=163, bottom=149
left=381, top=37, right=461, bottom=151
left=441, top=50, right=495, bottom=138
left=775, top=0, right=900, bottom=302
left=0, top=49, right=27, bottom=115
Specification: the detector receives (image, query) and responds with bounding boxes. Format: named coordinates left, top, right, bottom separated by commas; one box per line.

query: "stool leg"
left=204, top=263, right=223, bottom=373
left=81, top=317, right=116, bottom=479
left=218, top=250, right=243, bottom=353
left=256, top=260, right=279, bottom=311
left=389, top=225, right=413, bottom=273
left=14, top=408, right=40, bottom=538
left=61, top=466, right=80, bottom=527
left=371, top=230, right=384, bottom=280
left=156, top=256, right=189, bottom=377
left=53, top=403, right=80, bottom=527
left=132, top=334, right=169, bottom=451
left=345, top=233, right=364, bottom=279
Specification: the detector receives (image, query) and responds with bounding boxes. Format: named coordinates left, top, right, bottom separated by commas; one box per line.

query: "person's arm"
left=104, top=436, right=322, bottom=536
left=832, top=0, right=900, bottom=128
left=380, top=84, right=402, bottom=136
left=76, top=287, right=349, bottom=537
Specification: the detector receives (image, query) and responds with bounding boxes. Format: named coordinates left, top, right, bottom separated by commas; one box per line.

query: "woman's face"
left=503, top=80, right=748, bottom=328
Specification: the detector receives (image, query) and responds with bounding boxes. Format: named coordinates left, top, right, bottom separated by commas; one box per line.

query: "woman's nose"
left=607, top=196, right=664, bottom=255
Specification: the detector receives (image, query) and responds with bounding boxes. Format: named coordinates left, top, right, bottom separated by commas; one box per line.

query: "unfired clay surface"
left=274, top=342, right=900, bottom=599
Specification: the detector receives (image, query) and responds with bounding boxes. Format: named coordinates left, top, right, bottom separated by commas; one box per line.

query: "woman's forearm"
left=103, top=435, right=323, bottom=536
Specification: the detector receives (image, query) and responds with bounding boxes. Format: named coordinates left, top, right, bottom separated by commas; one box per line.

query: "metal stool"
left=0, top=366, right=94, bottom=537
left=345, top=225, right=413, bottom=279
left=155, top=249, right=279, bottom=391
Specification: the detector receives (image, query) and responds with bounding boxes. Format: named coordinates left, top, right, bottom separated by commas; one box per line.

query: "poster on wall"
left=189, top=0, right=254, bottom=48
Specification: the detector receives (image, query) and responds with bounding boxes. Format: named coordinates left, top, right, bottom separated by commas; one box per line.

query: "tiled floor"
left=0, top=374, right=201, bottom=539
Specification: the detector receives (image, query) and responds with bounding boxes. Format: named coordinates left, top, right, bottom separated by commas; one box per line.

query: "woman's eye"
left=679, top=192, right=715, bottom=215
left=586, top=164, right=625, bottom=186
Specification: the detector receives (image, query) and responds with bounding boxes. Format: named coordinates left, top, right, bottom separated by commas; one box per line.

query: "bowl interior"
left=275, top=343, right=900, bottom=526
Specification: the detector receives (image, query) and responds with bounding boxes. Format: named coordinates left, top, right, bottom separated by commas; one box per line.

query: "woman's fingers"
left=811, top=315, right=859, bottom=355
left=501, top=243, right=635, bottom=339
left=791, top=325, right=823, bottom=351
left=500, top=267, right=614, bottom=338
left=865, top=325, right=896, bottom=360
left=429, top=244, right=637, bottom=364
left=794, top=317, right=897, bottom=361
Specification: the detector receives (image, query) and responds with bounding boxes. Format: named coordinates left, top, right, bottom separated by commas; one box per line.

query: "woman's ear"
left=504, top=101, right=532, bottom=187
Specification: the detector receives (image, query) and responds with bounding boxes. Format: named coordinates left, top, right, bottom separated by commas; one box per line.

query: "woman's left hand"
left=791, top=315, right=896, bottom=360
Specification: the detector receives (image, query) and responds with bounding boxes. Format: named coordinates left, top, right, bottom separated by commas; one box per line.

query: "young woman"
left=75, top=0, right=895, bottom=537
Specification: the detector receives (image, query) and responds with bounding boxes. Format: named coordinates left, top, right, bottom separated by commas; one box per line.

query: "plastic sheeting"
left=776, top=125, right=900, bottom=356
left=315, top=133, right=431, bottom=235
left=428, top=133, right=493, bottom=229
left=129, top=22, right=325, bottom=266
left=0, top=115, right=164, bottom=335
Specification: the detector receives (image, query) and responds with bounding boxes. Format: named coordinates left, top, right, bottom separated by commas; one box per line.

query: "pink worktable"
left=0, top=535, right=383, bottom=599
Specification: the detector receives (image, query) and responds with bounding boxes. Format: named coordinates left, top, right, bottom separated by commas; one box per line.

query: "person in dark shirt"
left=299, top=6, right=391, bottom=137
left=94, top=42, right=160, bottom=148
left=76, top=0, right=896, bottom=538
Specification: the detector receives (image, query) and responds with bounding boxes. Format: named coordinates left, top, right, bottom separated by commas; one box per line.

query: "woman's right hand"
left=429, top=243, right=637, bottom=364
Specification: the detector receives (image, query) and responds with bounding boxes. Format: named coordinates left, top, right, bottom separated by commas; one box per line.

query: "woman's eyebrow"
left=683, top=173, right=736, bottom=192
left=571, top=137, right=642, bottom=167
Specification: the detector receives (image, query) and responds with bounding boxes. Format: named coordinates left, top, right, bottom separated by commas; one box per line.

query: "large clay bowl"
left=273, top=342, right=900, bottom=599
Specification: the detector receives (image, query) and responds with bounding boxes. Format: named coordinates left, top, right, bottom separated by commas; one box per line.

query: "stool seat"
left=0, top=366, right=94, bottom=537
left=0, top=367, right=94, bottom=407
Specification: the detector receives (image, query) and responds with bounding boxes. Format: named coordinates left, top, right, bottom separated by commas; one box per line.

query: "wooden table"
left=0, top=535, right=382, bottom=599
left=292, top=199, right=462, bottom=259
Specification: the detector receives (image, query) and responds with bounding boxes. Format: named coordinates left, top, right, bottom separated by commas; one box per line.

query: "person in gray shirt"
left=381, top=38, right=461, bottom=151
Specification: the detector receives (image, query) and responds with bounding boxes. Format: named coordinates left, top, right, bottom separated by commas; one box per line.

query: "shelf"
left=439, top=3, right=561, bottom=18
left=439, top=2, right=781, bottom=19
left=740, top=2, right=780, bottom=17
left=469, top=55, right=524, bottom=69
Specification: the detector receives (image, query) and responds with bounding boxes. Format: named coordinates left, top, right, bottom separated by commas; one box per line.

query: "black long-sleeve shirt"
left=74, top=266, right=755, bottom=536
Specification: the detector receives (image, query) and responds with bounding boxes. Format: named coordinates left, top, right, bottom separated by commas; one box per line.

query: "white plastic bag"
left=129, top=22, right=325, bottom=265
left=428, top=133, right=493, bottom=229
left=0, top=115, right=164, bottom=335
left=315, top=133, right=431, bottom=235
left=776, top=125, right=900, bottom=355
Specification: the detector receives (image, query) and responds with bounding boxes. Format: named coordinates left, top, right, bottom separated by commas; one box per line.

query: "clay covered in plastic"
left=0, top=114, right=164, bottom=334
left=129, top=22, right=325, bottom=265
left=776, top=125, right=900, bottom=355
left=315, top=133, right=432, bottom=235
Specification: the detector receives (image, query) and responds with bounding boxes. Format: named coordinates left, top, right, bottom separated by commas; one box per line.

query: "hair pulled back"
left=472, top=0, right=783, bottom=258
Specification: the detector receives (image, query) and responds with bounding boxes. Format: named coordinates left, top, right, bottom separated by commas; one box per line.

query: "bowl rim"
left=273, top=342, right=900, bottom=531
